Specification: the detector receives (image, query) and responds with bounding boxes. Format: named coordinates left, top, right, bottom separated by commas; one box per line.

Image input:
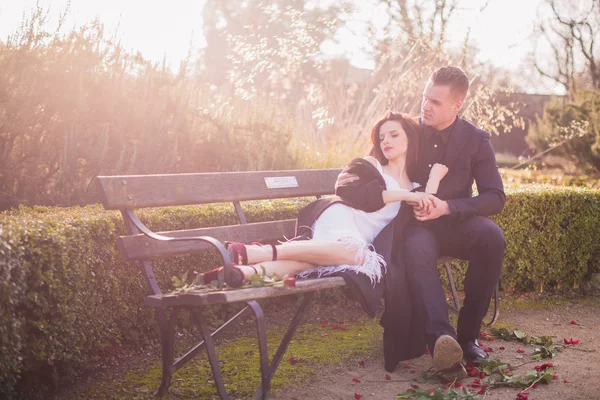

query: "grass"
left=500, top=296, right=598, bottom=311
left=79, top=315, right=382, bottom=399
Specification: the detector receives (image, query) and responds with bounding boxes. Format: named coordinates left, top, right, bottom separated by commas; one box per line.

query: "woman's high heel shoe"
left=226, top=241, right=278, bottom=265
left=225, top=241, right=248, bottom=265
left=199, top=265, right=260, bottom=288
left=199, top=265, right=245, bottom=288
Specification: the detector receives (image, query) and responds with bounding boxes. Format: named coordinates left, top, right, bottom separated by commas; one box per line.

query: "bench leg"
left=443, top=262, right=501, bottom=327
left=173, top=306, right=250, bottom=371
left=192, top=309, right=231, bottom=400
left=156, top=308, right=180, bottom=397
left=253, top=293, right=314, bottom=400
left=246, top=301, right=271, bottom=400
left=444, top=261, right=461, bottom=313
left=485, top=283, right=501, bottom=327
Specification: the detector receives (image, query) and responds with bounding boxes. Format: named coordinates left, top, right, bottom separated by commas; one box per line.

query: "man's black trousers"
left=402, top=215, right=505, bottom=351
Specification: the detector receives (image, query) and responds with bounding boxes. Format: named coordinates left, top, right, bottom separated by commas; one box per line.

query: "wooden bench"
left=95, top=169, right=499, bottom=399
left=96, top=169, right=346, bottom=399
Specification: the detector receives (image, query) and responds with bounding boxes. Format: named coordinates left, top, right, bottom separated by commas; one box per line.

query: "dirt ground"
left=52, top=297, right=599, bottom=400
left=272, top=299, right=600, bottom=400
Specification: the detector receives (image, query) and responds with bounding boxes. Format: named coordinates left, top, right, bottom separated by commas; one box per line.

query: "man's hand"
left=414, top=197, right=451, bottom=221
left=334, top=167, right=359, bottom=191
left=406, top=192, right=437, bottom=214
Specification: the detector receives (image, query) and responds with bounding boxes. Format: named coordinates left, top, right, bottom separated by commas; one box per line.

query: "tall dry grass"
left=0, top=4, right=522, bottom=210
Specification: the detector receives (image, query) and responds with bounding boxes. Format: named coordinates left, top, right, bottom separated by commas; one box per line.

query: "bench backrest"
left=96, top=169, right=341, bottom=294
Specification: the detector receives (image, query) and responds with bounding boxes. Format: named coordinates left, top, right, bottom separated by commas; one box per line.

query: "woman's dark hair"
left=368, top=111, right=420, bottom=180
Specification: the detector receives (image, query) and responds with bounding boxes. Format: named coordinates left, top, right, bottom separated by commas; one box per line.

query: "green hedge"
left=0, top=187, right=599, bottom=397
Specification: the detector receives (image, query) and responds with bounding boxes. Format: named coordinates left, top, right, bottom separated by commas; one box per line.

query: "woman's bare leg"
left=239, top=260, right=313, bottom=279
left=245, top=241, right=360, bottom=266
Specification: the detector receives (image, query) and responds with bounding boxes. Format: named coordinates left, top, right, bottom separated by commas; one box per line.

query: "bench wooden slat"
left=144, top=276, right=346, bottom=307
left=96, top=169, right=341, bottom=209
left=117, top=220, right=298, bottom=260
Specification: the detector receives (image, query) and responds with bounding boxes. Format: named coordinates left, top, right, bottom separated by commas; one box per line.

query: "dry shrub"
left=0, top=4, right=522, bottom=209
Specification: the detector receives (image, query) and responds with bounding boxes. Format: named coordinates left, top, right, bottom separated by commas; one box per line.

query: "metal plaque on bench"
left=264, top=176, right=299, bottom=189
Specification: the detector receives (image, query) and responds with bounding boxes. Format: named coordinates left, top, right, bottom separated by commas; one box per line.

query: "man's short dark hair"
left=429, top=66, right=469, bottom=100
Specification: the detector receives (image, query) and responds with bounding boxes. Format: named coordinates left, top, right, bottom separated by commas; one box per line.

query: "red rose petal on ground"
left=564, top=379, right=568, bottom=383
left=469, top=367, right=479, bottom=377
left=332, top=323, right=338, bottom=329
left=487, top=337, right=495, bottom=341
left=289, top=356, right=298, bottom=364
left=499, top=346, right=505, bottom=350
left=410, top=369, right=417, bottom=374
left=553, top=374, right=558, bottom=380
left=484, top=347, right=493, bottom=352
left=516, top=392, right=529, bottom=400
left=385, top=374, right=391, bottom=380
left=352, top=377, right=361, bottom=383
left=480, top=372, right=486, bottom=379
left=517, top=348, right=525, bottom=353
left=359, top=361, right=365, bottom=368
left=478, top=385, right=487, bottom=395
left=354, top=393, right=362, bottom=399
left=404, top=364, right=411, bottom=369
left=570, top=320, right=577, bottom=325
left=532, top=384, right=538, bottom=388
left=535, top=362, right=553, bottom=371
left=480, top=332, right=488, bottom=338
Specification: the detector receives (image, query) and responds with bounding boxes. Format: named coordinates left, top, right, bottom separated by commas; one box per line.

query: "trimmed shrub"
left=0, top=187, right=599, bottom=396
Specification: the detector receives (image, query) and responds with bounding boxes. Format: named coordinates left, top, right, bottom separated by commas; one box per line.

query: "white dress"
left=297, top=160, right=416, bottom=286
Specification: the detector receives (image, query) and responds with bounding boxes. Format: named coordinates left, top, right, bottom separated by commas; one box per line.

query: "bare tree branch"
left=533, top=0, right=600, bottom=90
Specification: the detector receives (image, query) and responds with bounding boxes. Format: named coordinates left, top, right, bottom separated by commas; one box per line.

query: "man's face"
left=421, top=82, right=462, bottom=131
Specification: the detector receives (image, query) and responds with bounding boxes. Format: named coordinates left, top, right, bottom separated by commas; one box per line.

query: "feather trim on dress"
left=296, top=236, right=386, bottom=287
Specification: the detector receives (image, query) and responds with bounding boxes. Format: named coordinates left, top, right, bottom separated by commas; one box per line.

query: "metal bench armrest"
left=124, top=209, right=232, bottom=287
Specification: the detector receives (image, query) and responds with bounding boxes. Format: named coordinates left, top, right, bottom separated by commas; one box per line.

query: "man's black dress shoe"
left=461, top=340, right=489, bottom=362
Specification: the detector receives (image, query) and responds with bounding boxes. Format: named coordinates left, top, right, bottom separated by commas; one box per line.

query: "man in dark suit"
left=337, top=66, right=506, bottom=376
left=403, top=66, right=506, bottom=374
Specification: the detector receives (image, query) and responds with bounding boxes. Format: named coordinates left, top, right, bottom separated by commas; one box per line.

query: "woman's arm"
left=382, top=190, right=436, bottom=209
left=384, top=163, right=447, bottom=210
left=424, top=163, right=449, bottom=194
left=382, top=190, right=416, bottom=204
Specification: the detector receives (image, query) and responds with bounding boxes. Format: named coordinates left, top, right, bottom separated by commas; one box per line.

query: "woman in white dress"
left=200, top=112, right=448, bottom=287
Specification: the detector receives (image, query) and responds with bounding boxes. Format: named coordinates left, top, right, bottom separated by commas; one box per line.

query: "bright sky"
left=0, top=0, right=556, bottom=92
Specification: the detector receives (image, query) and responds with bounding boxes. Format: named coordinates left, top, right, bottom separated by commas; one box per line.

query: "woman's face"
left=379, top=120, right=408, bottom=161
